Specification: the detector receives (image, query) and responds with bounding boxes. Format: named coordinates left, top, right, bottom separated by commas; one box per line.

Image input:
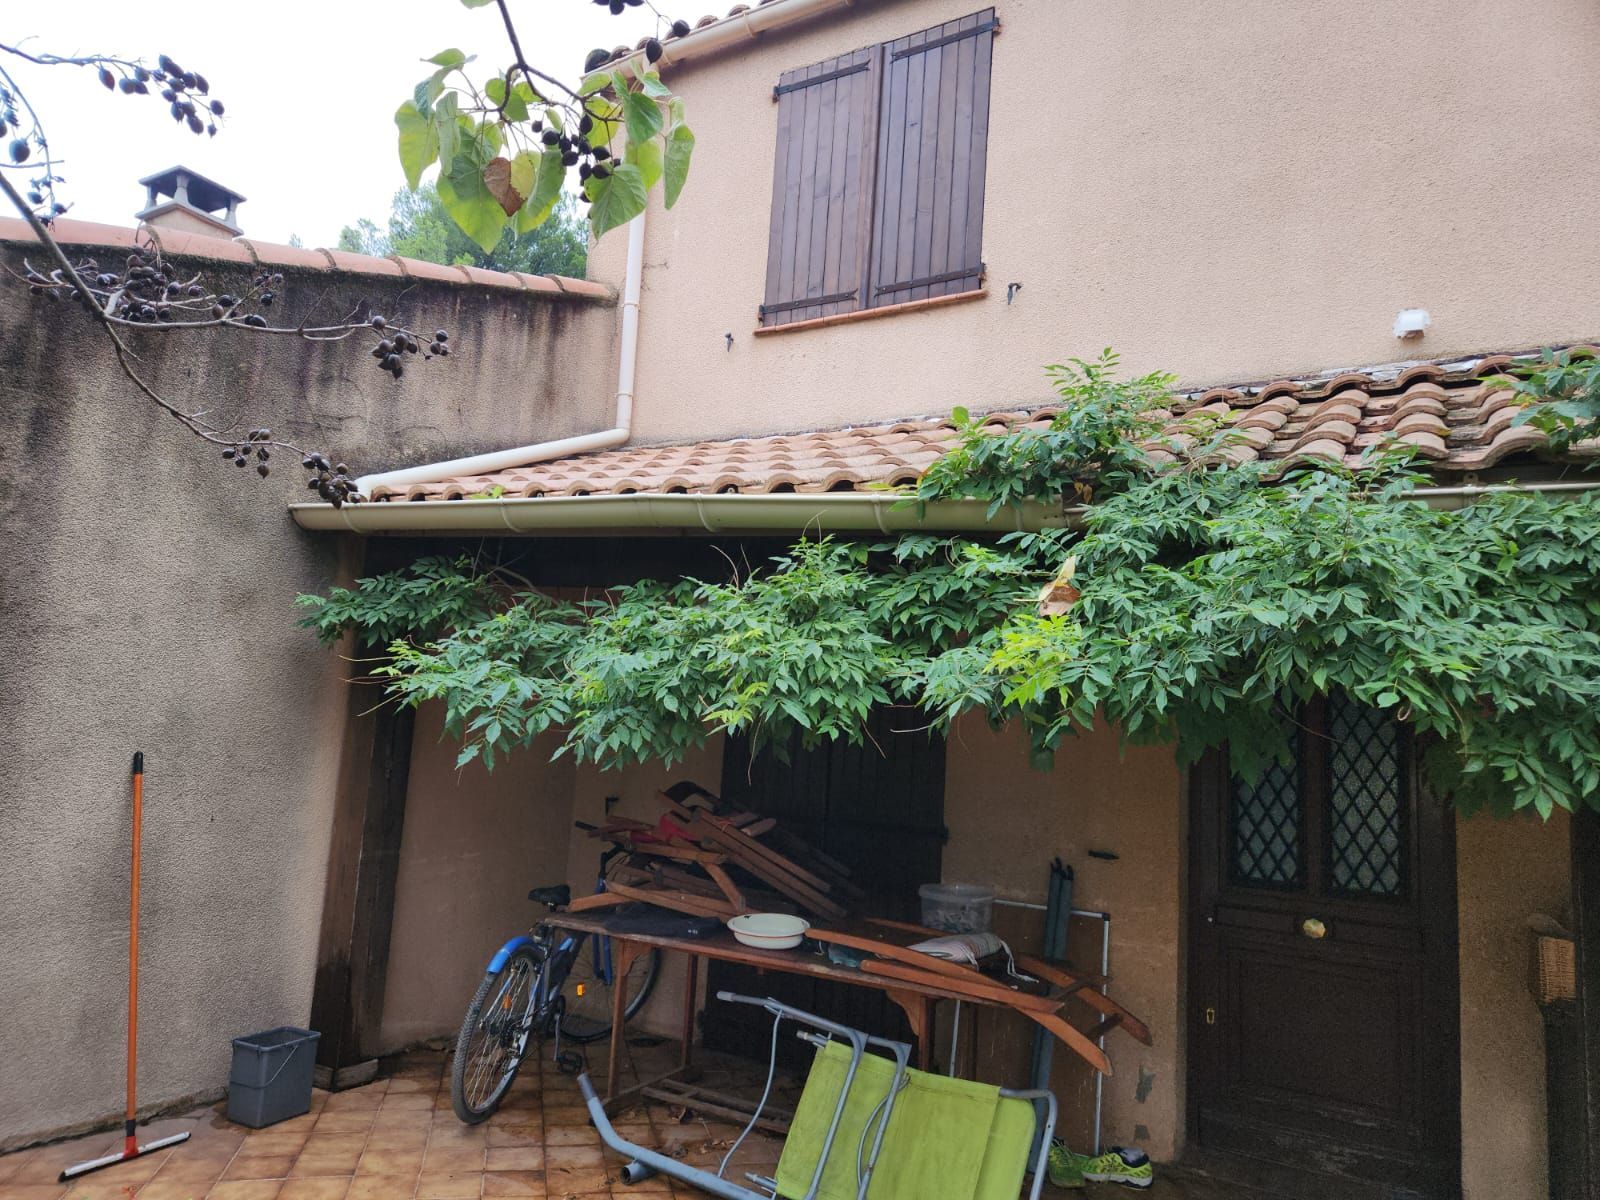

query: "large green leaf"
left=395, top=101, right=439, bottom=190
left=514, top=146, right=566, bottom=233
left=438, top=155, right=509, bottom=252
left=664, top=122, right=695, bottom=209
left=621, top=89, right=664, bottom=144
left=628, top=137, right=663, bottom=192
left=588, top=161, right=647, bottom=239
left=427, top=48, right=470, bottom=68
left=459, top=0, right=494, bottom=7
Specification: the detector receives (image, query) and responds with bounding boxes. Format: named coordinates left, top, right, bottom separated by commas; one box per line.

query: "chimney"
left=136, top=165, right=245, bottom=239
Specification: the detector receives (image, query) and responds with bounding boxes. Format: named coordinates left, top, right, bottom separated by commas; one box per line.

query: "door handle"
left=1300, top=917, right=1328, bottom=940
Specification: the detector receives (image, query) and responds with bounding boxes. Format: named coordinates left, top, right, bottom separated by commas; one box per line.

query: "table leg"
left=680, top=953, right=699, bottom=1072
left=884, top=989, right=934, bottom=1070
left=605, top=940, right=646, bottom=1102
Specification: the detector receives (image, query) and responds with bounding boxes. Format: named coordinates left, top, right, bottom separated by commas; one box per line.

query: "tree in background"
left=339, top=184, right=587, bottom=278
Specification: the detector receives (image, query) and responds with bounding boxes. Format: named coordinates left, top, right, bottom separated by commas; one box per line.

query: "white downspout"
left=354, top=210, right=646, bottom=497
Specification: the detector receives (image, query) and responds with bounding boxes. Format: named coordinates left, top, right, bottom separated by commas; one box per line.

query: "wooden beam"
left=308, top=675, right=416, bottom=1077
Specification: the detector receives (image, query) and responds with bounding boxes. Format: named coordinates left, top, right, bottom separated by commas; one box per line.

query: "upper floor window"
left=758, top=9, right=997, bottom=329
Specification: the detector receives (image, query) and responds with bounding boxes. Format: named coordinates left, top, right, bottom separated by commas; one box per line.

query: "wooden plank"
left=698, top=813, right=836, bottom=894
left=701, top=862, right=750, bottom=913
left=807, top=928, right=979, bottom=981
left=871, top=46, right=910, bottom=314
left=789, top=57, right=826, bottom=325
left=602, top=880, right=738, bottom=919
left=798, top=58, right=840, bottom=324
left=935, top=12, right=975, bottom=297
left=642, top=1081, right=793, bottom=1135
left=762, top=72, right=801, bottom=325
left=1015, top=952, right=1152, bottom=1046
left=1085, top=1014, right=1125, bottom=1042
left=957, top=13, right=994, bottom=294
left=908, top=34, right=944, bottom=303
left=888, top=27, right=925, bottom=309
left=1019, top=1009, right=1114, bottom=1077
left=565, top=891, right=632, bottom=913
left=860, top=958, right=1064, bottom=1015
left=310, top=666, right=417, bottom=1073
left=856, top=43, right=887, bottom=311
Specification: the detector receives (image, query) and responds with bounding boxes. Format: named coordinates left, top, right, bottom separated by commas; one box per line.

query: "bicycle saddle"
left=528, top=884, right=571, bottom=909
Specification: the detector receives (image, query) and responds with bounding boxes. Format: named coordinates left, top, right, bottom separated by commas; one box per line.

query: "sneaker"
left=1046, top=1140, right=1086, bottom=1189
left=1079, top=1146, right=1153, bottom=1189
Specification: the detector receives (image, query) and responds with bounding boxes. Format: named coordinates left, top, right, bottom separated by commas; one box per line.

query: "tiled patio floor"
left=0, top=1040, right=1251, bottom=1200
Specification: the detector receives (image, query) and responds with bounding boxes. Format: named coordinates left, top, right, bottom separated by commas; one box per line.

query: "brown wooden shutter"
left=759, top=46, right=879, bottom=328
left=868, top=9, right=995, bottom=308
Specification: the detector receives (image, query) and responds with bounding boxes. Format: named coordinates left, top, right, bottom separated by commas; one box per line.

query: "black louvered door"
left=700, top=708, right=947, bottom=1066
left=1188, top=696, right=1462, bottom=1198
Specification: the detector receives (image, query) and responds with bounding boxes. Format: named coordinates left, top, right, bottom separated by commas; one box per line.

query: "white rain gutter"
left=289, top=477, right=1600, bottom=537
left=291, top=493, right=1076, bottom=536
left=353, top=210, right=647, bottom=498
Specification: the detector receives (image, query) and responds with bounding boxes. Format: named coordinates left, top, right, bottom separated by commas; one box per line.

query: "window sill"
left=753, top=287, right=987, bottom=336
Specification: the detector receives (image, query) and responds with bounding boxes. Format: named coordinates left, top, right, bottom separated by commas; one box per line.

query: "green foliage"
left=915, top=351, right=1181, bottom=515
left=397, top=41, right=692, bottom=250
left=338, top=184, right=587, bottom=278
left=1499, top=346, right=1600, bottom=451
left=299, top=358, right=1600, bottom=818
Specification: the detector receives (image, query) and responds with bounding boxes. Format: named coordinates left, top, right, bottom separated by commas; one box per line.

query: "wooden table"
left=549, top=912, right=1049, bottom=1112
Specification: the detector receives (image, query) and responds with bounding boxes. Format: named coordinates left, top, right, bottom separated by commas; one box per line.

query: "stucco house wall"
left=589, top=0, right=1600, bottom=444
left=0, top=223, right=615, bottom=1149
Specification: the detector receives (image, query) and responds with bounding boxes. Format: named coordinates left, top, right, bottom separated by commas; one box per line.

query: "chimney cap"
left=138, top=164, right=246, bottom=210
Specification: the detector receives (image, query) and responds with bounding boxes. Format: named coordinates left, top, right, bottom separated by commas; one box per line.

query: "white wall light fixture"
left=1394, top=308, right=1432, bottom=339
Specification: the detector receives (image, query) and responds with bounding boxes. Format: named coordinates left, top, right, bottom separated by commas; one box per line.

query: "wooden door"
left=701, top=708, right=946, bottom=1065
left=1188, top=694, right=1461, bottom=1198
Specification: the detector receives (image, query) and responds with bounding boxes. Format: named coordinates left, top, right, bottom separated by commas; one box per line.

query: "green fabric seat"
left=773, top=1040, right=1036, bottom=1200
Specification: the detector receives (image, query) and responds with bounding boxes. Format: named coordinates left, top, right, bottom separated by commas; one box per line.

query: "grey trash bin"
left=227, top=1027, right=320, bottom=1128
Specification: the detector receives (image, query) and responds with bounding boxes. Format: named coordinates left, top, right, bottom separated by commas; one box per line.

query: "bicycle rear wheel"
left=451, top=945, right=543, bottom=1123
left=559, top=937, right=661, bottom=1044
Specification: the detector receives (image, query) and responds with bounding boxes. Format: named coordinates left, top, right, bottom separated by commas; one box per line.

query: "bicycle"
left=449, top=825, right=662, bottom=1123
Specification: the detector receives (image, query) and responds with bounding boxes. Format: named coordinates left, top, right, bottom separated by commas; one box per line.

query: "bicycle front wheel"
left=559, top=938, right=661, bottom=1044
left=451, top=945, right=543, bottom=1123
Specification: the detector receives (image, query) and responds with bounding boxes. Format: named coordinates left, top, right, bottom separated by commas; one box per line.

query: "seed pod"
left=671, top=19, right=692, bottom=37
left=645, top=38, right=663, bottom=63
left=98, top=68, right=115, bottom=90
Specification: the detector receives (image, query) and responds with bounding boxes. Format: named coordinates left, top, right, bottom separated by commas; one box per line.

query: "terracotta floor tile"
left=321, top=1094, right=383, bottom=1114
left=366, top=1115, right=431, bottom=1137
left=419, top=1127, right=482, bottom=1150
left=297, top=1138, right=366, bottom=1162
left=354, top=1148, right=423, bottom=1179
left=481, top=1128, right=537, bottom=1151
left=344, top=1176, right=417, bottom=1200
left=414, top=1174, right=480, bottom=1199
left=206, top=1182, right=287, bottom=1200
left=481, top=1148, right=543, bottom=1174
left=288, top=1156, right=362, bottom=1181
left=221, top=1155, right=296, bottom=1181
left=138, top=1178, right=220, bottom=1199
left=9, top=1144, right=109, bottom=1185
left=146, top=1154, right=231, bottom=1185
left=541, top=1166, right=608, bottom=1195
left=418, top=1147, right=483, bottom=1177
left=541, top=1145, right=601, bottom=1171
left=235, top=1132, right=310, bottom=1159
left=256, top=1113, right=318, bottom=1135
left=375, top=1097, right=432, bottom=1114
left=479, top=1170, right=543, bottom=1197
left=0, top=1186, right=68, bottom=1200
left=535, top=1108, right=587, bottom=1128
left=310, top=1114, right=375, bottom=1137
left=536, top=1129, right=594, bottom=1150
left=276, top=1179, right=352, bottom=1200
left=360, top=1133, right=427, bottom=1155
left=379, top=1080, right=432, bottom=1096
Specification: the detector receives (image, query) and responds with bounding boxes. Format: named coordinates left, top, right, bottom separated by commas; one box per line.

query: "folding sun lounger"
left=580, top=992, right=1058, bottom=1200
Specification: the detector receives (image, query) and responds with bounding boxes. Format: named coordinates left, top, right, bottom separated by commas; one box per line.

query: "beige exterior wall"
left=377, top=706, right=577, bottom=1053
left=590, top=0, right=1600, bottom=445
left=0, top=233, right=614, bottom=1149
left=1457, top=810, right=1571, bottom=1200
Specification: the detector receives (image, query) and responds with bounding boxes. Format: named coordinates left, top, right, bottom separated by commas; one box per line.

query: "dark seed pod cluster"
left=367, top=319, right=451, bottom=379
left=222, top=428, right=274, bottom=477
left=302, top=454, right=364, bottom=509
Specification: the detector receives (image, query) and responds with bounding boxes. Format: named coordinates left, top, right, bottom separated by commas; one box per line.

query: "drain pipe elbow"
left=352, top=210, right=647, bottom=499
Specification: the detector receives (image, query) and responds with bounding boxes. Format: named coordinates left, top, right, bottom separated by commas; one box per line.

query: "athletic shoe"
left=1046, top=1139, right=1086, bottom=1189
left=1079, top=1146, right=1153, bottom=1188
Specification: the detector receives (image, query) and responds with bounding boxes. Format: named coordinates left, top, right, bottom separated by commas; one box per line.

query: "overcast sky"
left=7, top=2, right=659, bottom=245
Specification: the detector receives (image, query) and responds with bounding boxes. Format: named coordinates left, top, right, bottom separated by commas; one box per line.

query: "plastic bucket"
left=227, top=1026, right=320, bottom=1128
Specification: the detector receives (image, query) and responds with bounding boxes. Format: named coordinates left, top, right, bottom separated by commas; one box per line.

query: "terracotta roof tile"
left=0, top=218, right=610, bottom=301
left=374, top=348, right=1600, bottom=503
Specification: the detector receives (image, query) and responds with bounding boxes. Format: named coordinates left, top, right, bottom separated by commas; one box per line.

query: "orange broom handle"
left=126, top=751, right=142, bottom=1154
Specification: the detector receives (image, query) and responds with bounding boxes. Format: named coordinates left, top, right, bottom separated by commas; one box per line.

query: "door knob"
left=1301, top=917, right=1327, bottom=940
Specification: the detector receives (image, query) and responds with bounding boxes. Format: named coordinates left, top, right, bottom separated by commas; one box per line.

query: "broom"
left=60, top=753, right=191, bottom=1180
